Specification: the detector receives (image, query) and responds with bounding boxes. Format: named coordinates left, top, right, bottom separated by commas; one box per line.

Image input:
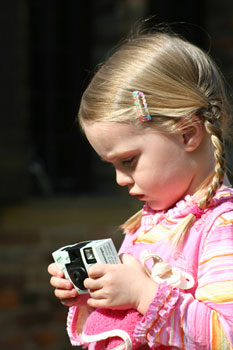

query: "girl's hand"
left=48, top=262, right=89, bottom=307
left=84, top=254, right=158, bottom=315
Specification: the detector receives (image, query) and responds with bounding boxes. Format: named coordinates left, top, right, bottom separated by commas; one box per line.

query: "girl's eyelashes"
left=121, top=157, right=136, bottom=168
left=101, top=154, right=138, bottom=169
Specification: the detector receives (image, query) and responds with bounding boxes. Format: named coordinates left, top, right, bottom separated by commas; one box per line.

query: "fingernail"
left=65, top=281, right=72, bottom=288
left=71, top=289, right=78, bottom=297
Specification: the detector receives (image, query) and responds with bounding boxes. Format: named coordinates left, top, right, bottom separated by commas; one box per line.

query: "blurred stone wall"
left=0, top=1, right=30, bottom=201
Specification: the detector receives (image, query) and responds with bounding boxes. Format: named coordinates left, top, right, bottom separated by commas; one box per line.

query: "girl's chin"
left=146, top=201, right=161, bottom=211
left=146, top=200, right=170, bottom=212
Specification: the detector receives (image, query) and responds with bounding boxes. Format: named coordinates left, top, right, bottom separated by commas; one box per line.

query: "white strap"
left=81, top=328, right=132, bottom=350
left=140, top=249, right=194, bottom=290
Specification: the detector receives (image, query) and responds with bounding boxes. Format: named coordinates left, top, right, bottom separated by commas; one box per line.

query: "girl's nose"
left=115, top=169, right=133, bottom=187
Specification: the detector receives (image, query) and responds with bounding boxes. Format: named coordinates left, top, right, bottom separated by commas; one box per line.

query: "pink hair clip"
left=132, top=90, right=151, bottom=122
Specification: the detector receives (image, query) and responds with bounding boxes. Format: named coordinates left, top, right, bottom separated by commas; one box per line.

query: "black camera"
left=52, top=239, right=120, bottom=294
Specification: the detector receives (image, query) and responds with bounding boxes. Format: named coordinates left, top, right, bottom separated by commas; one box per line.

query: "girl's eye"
left=121, top=157, right=135, bottom=168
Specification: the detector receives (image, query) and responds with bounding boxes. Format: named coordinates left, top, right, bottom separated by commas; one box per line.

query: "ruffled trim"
left=211, top=188, right=233, bottom=206
left=141, top=187, right=233, bottom=232
left=134, top=282, right=179, bottom=348
left=67, top=306, right=84, bottom=346
left=67, top=305, right=93, bottom=347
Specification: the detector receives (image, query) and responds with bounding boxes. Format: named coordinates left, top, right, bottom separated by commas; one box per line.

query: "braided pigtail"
left=198, top=102, right=226, bottom=209
left=167, top=103, right=226, bottom=248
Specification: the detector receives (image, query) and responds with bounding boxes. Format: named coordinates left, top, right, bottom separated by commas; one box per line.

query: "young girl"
left=48, top=29, right=233, bottom=349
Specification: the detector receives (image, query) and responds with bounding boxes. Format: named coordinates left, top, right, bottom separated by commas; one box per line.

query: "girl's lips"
left=137, top=195, right=145, bottom=201
left=130, top=193, right=145, bottom=200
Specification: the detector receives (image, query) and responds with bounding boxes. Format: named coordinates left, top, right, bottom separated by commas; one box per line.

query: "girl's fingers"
left=84, top=277, right=103, bottom=291
left=88, top=288, right=105, bottom=300
left=50, top=276, right=73, bottom=290
left=48, top=262, right=64, bottom=278
left=54, top=287, right=78, bottom=300
left=87, top=297, right=108, bottom=309
left=88, top=264, right=106, bottom=278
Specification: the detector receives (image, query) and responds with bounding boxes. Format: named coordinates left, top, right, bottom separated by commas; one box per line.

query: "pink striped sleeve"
left=134, top=213, right=233, bottom=349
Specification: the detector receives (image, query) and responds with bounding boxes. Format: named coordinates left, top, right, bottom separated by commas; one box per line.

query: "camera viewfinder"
left=84, top=248, right=97, bottom=263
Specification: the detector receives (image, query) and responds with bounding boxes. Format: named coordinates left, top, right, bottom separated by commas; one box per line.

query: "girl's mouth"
left=133, top=194, right=144, bottom=201
left=129, top=192, right=145, bottom=201
left=136, top=195, right=145, bottom=201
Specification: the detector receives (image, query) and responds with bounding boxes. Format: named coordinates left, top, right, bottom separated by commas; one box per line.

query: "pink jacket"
left=67, top=188, right=233, bottom=349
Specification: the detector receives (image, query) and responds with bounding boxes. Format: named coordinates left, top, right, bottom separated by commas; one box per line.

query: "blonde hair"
left=78, top=30, right=232, bottom=246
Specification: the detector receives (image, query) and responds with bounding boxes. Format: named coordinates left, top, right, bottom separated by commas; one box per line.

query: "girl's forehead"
left=83, top=121, right=180, bottom=162
left=83, top=121, right=146, bottom=141
left=83, top=121, right=148, bottom=159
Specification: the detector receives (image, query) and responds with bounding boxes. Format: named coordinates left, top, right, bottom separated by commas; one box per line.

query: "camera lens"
left=67, top=265, right=88, bottom=290
left=73, top=268, right=86, bottom=282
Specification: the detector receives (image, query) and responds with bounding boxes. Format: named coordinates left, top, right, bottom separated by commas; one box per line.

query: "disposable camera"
left=52, top=238, right=121, bottom=294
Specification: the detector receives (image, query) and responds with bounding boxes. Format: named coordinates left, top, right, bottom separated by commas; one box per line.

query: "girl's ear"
left=181, top=118, right=205, bottom=152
